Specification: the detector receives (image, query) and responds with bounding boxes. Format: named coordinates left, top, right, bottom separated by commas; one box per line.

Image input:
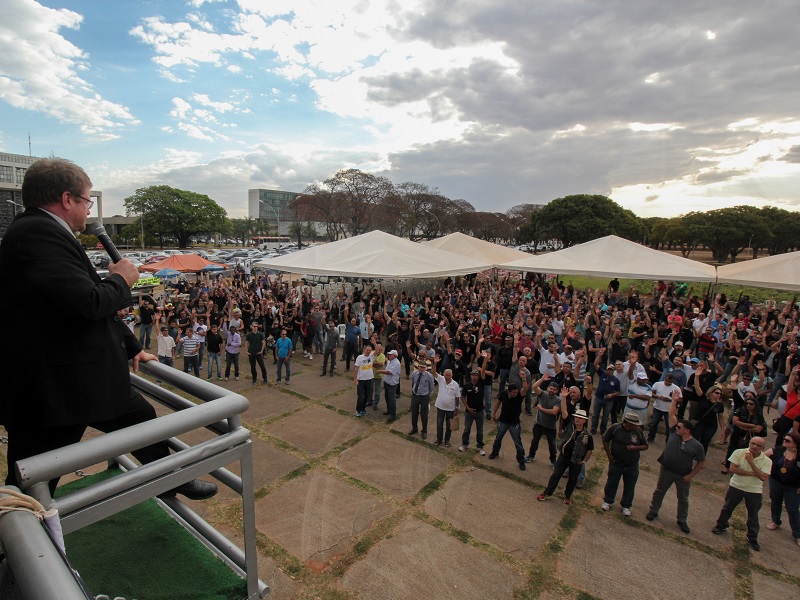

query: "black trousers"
left=5, top=389, right=169, bottom=495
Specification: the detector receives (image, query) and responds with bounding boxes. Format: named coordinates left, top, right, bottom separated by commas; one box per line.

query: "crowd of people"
left=141, top=266, right=800, bottom=550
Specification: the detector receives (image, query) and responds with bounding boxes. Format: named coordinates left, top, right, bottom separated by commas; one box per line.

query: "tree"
left=300, top=185, right=348, bottom=241
left=124, top=186, right=228, bottom=248
left=528, top=194, right=645, bottom=247
left=640, top=216, right=666, bottom=248
left=759, top=207, right=800, bottom=256
left=392, top=182, right=449, bottom=241
left=288, top=221, right=317, bottom=249
left=231, top=218, right=258, bottom=246
left=323, top=169, right=394, bottom=237
left=653, top=214, right=706, bottom=257
left=694, top=206, right=772, bottom=263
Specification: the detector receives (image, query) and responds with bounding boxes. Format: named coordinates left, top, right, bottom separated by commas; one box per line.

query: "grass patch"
left=255, top=531, right=306, bottom=579
left=558, top=274, right=793, bottom=305
left=417, top=472, right=447, bottom=500
left=325, top=511, right=406, bottom=578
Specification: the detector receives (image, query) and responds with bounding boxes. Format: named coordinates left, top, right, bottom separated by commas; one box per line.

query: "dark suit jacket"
left=0, top=208, right=142, bottom=429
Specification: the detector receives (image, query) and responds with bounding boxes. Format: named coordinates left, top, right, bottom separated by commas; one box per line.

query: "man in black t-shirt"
left=601, top=412, right=649, bottom=516
left=206, top=322, right=224, bottom=380
left=488, top=383, right=528, bottom=470
left=459, top=370, right=486, bottom=455
left=138, top=298, right=156, bottom=349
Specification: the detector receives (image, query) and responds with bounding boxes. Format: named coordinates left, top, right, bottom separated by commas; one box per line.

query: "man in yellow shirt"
left=712, top=436, right=772, bottom=551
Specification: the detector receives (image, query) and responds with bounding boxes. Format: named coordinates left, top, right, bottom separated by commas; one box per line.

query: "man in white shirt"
left=193, top=314, right=208, bottom=372
left=378, top=349, right=402, bottom=423
left=353, top=345, right=374, bottom=417
left=648, top=373, right=682, bottom=442
left=156, top=325, right=176, bottom=366
left=432, top=355, right=461, bottom=447
left=626, top=372, right=652, bottom=428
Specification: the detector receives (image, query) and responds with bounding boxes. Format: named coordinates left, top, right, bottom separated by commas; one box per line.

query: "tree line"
left=113, top=170, right=800, bottom=264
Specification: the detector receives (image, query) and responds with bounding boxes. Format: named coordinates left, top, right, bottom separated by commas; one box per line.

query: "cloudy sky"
left=1, top=0, right=798, bottom=220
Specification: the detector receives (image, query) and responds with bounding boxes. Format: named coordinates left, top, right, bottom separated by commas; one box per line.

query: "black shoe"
left=519, top=461, right=526, bottom=471
left=645, top=511, right=657, bottom=521
left=646, top=437, right=655, bottom=442
left=408, top=429, right=418, bottom=436
left=164, top=479, right=218, bottom=500
left=421, top=432, right=427, bottom=439
left=320, top=372, right=327, bottom=377
left=748, top=539, right=761, bottom=552
left=677, top=522, right=690, bottom=534
left=488, top=452, right=498, bottom=459
left=386, top=418, right=395, bottom=423
left=383, top=411, right=390, bottom=415
left=252, top=378, right=257, bottom=384
left=711, top=526, right=727, bottom=535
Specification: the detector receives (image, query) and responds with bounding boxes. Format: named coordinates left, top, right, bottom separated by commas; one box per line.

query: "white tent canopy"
left=716, top=250, right=800, bottom=292
left=422, top=232, right=530, bottom=265
left=499, top=235, right=717, bottom=283
left=253, top=230, right=494, bottom=278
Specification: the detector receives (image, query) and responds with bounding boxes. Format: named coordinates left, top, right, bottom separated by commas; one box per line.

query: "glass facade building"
left=248, top=189, right=301, bottom=236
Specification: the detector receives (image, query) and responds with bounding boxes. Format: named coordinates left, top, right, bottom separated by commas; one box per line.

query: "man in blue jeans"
left=459, top=370, right=486, bottom=455
left=489, top=381, right=529, bottom=471
left=592, top=359, right=620, bottom=435
left=275, top=329, right=293, bottom=384
left=378, top=349, right=401, bottom=422
left=601, top=412, right=649, bottom=516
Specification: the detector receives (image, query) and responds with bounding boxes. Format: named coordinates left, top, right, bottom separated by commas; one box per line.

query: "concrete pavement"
left=6, top=352, right=799, bottom=599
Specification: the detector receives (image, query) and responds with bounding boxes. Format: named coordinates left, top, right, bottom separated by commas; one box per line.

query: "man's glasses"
left=72, top=193, right=94, bottom=210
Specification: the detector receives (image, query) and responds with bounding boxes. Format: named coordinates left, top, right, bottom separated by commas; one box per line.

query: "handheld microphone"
left=84, top=222, right=123, bottom=263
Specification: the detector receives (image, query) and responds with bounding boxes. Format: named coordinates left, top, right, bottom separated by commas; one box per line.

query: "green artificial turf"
left=57, top=469, right=246, bottom=600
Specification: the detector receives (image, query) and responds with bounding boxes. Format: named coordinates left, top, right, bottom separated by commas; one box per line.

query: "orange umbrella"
left=139, top=253, right=228, bottom=273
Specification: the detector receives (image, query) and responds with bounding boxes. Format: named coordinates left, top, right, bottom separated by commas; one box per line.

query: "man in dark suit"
left=0, top=158, right=216, bottom=499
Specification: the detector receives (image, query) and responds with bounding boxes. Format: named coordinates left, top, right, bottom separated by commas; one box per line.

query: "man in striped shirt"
left=180, top=327, right=201, bottom=377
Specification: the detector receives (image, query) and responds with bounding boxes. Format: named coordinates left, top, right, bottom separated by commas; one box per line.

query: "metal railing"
left=11, top=361, right=268, bottom=599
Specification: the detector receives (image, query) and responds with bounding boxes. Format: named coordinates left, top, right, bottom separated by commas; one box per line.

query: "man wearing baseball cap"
left=377, top=349, right=401, bottom=422
left=408, top=358, right=435, bottom=438
left=601, top=412, right=649, bottom=516
left=451, top=347, right=470, bottom=388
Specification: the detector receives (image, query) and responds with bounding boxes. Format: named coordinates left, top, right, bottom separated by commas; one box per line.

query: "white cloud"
left=0, top=0, right=138, bottom=137
left=3, top=0, right=799, bottom=222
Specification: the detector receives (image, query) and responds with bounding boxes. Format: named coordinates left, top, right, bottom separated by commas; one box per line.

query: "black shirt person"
left=0, top=158, right=216, bottom=500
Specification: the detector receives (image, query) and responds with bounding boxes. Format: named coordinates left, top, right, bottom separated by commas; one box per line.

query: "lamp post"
left=497, top=217, right=515, bottom=243
left=422, top=208, right=441, bottom=237
left=286, top=196, right=306, bottom=248
left=5, top=198, right=23, bottom=216
left=258, top=199, right=280, bottom=236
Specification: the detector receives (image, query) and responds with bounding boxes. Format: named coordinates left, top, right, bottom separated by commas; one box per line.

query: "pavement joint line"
left=14, top=350, right=795, bottom=599
left=412, top=510, right=528, bottom=571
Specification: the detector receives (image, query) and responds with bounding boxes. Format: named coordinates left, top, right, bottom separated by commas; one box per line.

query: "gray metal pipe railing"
left=0, top=487, right=91, bottom=600
left=12, top=361, right=268, bottom=599
left=16, top=394, right=248, bottom=489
